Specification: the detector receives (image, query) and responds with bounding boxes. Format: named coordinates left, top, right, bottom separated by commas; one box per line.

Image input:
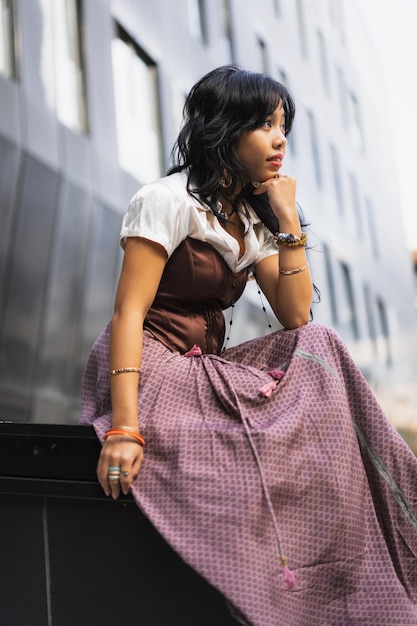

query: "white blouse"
left=120, top=171, right=278, bottom=274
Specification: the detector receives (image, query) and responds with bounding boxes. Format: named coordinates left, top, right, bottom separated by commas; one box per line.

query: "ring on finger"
left=122, top=470, right=130, bottom=477
left=108, top=466, right=121, bottom=481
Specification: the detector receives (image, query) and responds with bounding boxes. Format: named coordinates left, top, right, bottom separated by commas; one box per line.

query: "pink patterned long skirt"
left=81, top=323, right=417, bottom=625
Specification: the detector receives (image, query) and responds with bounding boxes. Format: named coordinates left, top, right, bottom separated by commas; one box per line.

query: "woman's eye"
left=280, top=124, right=286, bottom=134
left=262, top=119, right=272, bottom=128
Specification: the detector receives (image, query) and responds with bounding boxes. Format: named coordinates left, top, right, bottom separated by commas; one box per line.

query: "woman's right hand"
left=97, top=434, right=144, bottom=499
left=252, top=174, right=298, bottom=226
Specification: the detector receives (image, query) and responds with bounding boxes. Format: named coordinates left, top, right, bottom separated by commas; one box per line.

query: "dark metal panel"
left=47, top=498, right=239, bottom=626
left=0, top=423, right=240, bottom=625
left=0, top=495, right=49, bottom=626
left=31, top=180, right=92, bottom=423
left=67, top=202, right=121, bottom=421
left=0, top=135, right=21, bottom=324
left=0, top=422, right=101, bottom=482
left=0, top=155, right=59, bottom=419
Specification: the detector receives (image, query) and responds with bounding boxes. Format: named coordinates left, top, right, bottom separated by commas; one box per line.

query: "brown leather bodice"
left=144, top=238, right=248, bottom=355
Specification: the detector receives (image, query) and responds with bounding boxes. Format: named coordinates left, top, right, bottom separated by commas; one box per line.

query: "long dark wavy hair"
left=168, top=65, right=297, bottom=234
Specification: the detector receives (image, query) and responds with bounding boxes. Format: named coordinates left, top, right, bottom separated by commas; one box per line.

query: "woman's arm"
left=252, top=175, right=313, bottom=329
left=97, top=237, right=167, bottom=499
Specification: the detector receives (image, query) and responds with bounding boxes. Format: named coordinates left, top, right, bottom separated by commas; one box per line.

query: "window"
left=329, top=144, right=344, bottom=215
left=52, top=0, right=88, bottom=132
left=187, top=0, right=208, bottom=44
left=341, top=262, right=359, bottom=339
left=221, top=0, right=234, bottom=62
left=112, top=25, right=163, bottom=183
left=329, top=0, right=346, bottom=44
left=348, top=173, right=363, bottom=237
left=336, top=67, right=348, bottom=127
left=258, top=38, right=268, bottom=73
left=365, top=197, right=379, bottom=259
left=279, top=69, right=296, bottom=155
left=336, top=72, right=364, bottom=150
left=363, top=283, right=377, bottom=353
left=414, top=252, right=417, bottom=309
left=317, top=31, right=330, bottom=95
left=0, top=0, right=18, bottom=79
left=323, top=244, right=338, bottom=324
left=348, top=90, right=364, bottom=151
left=273, top=0, right=282, bottom=17
left=377, top=298, right=392, bottom=366
left=296, top=0, right=308, bottom=58
left=307, top=110, right=322, bottom=186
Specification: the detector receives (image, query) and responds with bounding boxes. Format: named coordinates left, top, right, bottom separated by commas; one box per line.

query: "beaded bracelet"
left=279, top=264, right=309, bottom=275
left=104, top=428, right=145, bottom=447
left=108, top=367, right=140, bottom=376
left=274, top=232, right=307, bottom=247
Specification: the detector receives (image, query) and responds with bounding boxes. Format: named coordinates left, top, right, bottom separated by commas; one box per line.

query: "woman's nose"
left=273, top=129, right=286, bottom=150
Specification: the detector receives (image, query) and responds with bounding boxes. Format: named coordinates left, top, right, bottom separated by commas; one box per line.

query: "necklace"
left=216, top=200, right=236, bottom=220
left=221, top=278, right=236, bottom=353
left=222, top=273, right=274, bottom=353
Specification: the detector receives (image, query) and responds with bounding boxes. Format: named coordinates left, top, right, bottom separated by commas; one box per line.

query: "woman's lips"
left=267, top=154, right=284, bottom=168
left=267, top=159, right=283, bottom=168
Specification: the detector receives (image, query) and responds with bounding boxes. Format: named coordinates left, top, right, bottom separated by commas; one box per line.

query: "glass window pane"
left=377, top=298, right=392, bottom=367
left=307, top=111, right=322, bottom=186
left=187, top=0, right=207, bottom=43
left=330, top=144, right=344, bottom=214
left=296, top=0, right=308, bottom=58
left=323, top=244, right=338, bottom=325
left=0, top=0, right=17, bottom=78
left=53, top=0, right=88, bottom=132
left=365, top=197, right=379, bottom=258
left=112, top=29, right=162, bottom=183
left=317, top=30, right=330, bottom=95
left=341, top=262, right=359, bottom=339
left=221, top=0, right=233, bottom=61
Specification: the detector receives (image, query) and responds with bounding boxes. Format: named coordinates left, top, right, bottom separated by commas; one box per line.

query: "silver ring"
left=108, top=466, right=121, bottom=479
left=108, top=475, right=120, bottom=481
left=122, top=470, right=129, bottom=477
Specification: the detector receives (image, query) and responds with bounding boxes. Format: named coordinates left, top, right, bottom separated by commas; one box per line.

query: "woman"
left=81, top=66, right=417, bottom=625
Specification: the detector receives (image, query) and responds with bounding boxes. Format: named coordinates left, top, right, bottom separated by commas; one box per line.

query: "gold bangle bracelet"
left=108, top=367, right=141, bottom=376
left=279, top=264, right=309, bottom=275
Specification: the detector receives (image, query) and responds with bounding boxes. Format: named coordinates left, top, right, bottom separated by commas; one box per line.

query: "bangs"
left=225, top=71, right=295, bottom=135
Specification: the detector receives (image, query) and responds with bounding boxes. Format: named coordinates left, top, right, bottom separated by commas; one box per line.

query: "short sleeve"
left=255, top=225, right=279, bottom=265
left=120, top=180, right=191, bottom=257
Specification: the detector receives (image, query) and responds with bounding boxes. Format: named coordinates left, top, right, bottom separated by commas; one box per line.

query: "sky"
left=354, top=0, right=417, bottom=251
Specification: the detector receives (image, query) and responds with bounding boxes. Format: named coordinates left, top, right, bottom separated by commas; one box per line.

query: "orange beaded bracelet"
left=104, top=428, right=145, bottom=447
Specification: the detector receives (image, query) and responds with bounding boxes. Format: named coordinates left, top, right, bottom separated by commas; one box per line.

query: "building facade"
left=0, top=0, right=416, bottom=436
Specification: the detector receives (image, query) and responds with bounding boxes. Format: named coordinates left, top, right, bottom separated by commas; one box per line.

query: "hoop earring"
left=219, top=167, right=233, bottom=188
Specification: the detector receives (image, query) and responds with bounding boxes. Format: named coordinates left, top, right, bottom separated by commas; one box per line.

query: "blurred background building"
left=0, top=0, right=416, bottom=445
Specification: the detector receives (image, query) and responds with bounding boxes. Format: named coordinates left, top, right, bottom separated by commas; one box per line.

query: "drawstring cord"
left=238, top=405, right=296, bottom=590
left=185, top=347, right=295, bottom=589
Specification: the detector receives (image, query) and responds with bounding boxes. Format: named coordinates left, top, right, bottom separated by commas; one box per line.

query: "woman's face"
left=235, top=103, right=287, bottom=183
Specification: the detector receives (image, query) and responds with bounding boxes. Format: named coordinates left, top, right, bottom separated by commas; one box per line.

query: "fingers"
left=252, top=174, right=292, bottom=196
left=97, top=437, right=144, bottom=499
